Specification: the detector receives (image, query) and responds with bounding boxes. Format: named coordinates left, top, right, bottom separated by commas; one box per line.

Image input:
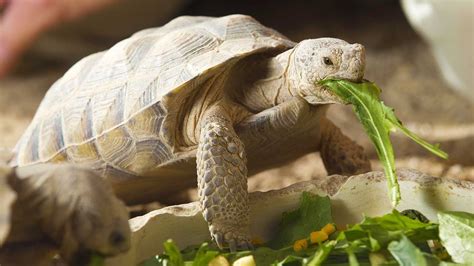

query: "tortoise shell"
left=13, top=15, right=295, bottom=177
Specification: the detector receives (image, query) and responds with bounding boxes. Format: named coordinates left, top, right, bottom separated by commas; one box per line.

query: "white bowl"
left=105, top=169, right=474, bottom=266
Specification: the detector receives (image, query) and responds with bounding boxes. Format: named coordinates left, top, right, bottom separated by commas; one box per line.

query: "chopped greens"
left=388, top=235, right=441, bottom=266
left=337, top=210, right=439, bottom=253
left=164, top=239, right=185, bottom=265
left=319, top=79, right=448, bottom=207
left=141, top=193, right=471, bottom=265
left=269, top=192, right=332, bottom=249
left=307, top=240, right=336, bottom=266
left=438, top=211, right=474, bottom=264
left=192, top=243, right=220, bottom=266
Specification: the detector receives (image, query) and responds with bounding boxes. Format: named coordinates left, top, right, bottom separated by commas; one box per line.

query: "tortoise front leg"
left=197, top=106, right=251, bottom=251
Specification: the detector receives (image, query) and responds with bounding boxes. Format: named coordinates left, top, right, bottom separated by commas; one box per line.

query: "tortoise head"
left=290, top=38, right=366, bottom=104
left=53, top=166, right=131, bottom=263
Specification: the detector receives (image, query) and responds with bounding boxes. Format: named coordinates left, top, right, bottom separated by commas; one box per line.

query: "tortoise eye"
left=109, top=230, right=126, bottom=247
left=323, top=57, right=333, bottom=65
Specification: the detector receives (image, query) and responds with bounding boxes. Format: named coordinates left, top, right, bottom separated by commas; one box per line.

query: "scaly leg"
left=196, top=106, right=251, bottom=251
left=320, top=118, right=371, bottom=175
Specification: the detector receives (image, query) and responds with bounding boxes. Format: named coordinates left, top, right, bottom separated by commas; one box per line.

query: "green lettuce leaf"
left=338, top=210, right=438, bottom=252
left=164, top=239, right=184, bottom=266
left=319, top=79, right=447, bottom=206
left=269, top=192, right=333, bottom=249
left=271, top=254, right=309, bottom=266
left=248, top=247, right=309, bottom=266
left=307, top=240, right=336, bottom=266
left=381, top=105, right=447, bottom=159
left=438, top=211, right=474, bottom=263
left=192, top=243, right=219, bottom=266
left=388, top=235, right=441, bottom=266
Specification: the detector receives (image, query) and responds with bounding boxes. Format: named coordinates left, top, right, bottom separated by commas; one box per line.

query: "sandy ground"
left=0, top=1, right=472, bottom=203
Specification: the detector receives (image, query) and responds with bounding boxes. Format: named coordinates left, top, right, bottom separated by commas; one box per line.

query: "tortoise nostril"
left=109, top=230, right=126, bottom=246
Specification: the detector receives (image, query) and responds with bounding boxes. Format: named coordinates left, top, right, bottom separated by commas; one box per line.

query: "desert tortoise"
left=13, top=15, right=370, bottom=250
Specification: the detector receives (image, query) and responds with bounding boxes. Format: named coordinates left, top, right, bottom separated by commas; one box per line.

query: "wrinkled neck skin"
left=237, top=49, right=298, bottom=112
left=237, top=48, right=335, bottom=113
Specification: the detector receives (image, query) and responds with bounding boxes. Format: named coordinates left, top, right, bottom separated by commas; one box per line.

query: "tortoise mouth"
left=316, top=77, right=368, bottom=104
left=312, top=82, right=345, bottom=105
left=302, top=90, right=342, bottom=105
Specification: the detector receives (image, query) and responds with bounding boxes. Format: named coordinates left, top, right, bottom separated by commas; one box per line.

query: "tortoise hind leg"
left=197, top=105, right=251, bottom=251
left=319, top=118, right=371, bottom=175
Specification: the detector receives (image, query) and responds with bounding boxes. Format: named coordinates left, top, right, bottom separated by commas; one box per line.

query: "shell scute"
left=126, top=102, right=165, bottom=140
left=91, top=85, right=127, bottom=136
left=95, top=127, right=136, bottom=168
left=38, top=111, right=64, bottom=160
left=65, top=142, right=100, bottom=163
left=62, top=96, right=94, bottom=145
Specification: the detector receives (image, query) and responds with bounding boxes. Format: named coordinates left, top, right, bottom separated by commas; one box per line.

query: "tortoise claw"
left=240, top=241, right=254, bottom=251
left=214, top=232, right=225, bottom=249
left=210, top=225, right=252, bottom=252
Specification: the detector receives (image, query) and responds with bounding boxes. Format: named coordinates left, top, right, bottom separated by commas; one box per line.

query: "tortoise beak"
left=322, top=88, right=345, bottom=104
left=302, top=82, right=344, bottom=105
left=314, top=80, right=345, bottom=104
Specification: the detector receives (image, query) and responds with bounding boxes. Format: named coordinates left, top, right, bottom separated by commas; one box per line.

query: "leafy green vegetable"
left=269, top=192, right=332, bottom=249
left=438, top=211, right=474, bottom=264
left=345, top=245, right=360, bottom=266
left=381, top=105, right=447, bottom=159
left=320, top=79, right=399, bottom=206
left=319, top=79, right=447, bottom=207
left=248, top=247, right=289, bottom=265
left=337, top=210, right=438, bottom=255
left=267, top=252, right=309, bottom=266
left=192, top=243, right=219, bottom=266
left=307, top=240, right=336, bottom=266
left=388, top=235, right=441, bottom=266
left=164, top=239, right=184, bottom=266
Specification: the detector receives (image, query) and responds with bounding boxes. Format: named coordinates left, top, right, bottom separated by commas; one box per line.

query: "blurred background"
left=0, top=0, right=473, bottom=199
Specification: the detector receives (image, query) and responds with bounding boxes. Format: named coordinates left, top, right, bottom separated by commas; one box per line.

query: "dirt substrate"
left=0, top=1, right=472, bottom=202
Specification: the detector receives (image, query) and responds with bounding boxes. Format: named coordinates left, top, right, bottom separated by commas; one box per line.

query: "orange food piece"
left=310, top=231, right=328, bottom=244
left=293, top=239, right=308, bottom=252
left=321, top=223, right=336, bottom=235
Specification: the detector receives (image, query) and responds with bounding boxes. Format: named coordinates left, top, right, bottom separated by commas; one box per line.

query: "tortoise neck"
left=237, top=49, right=298, bottom=112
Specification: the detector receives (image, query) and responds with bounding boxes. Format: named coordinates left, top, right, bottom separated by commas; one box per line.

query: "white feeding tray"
left=105, top=169, right=474, bottom=266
